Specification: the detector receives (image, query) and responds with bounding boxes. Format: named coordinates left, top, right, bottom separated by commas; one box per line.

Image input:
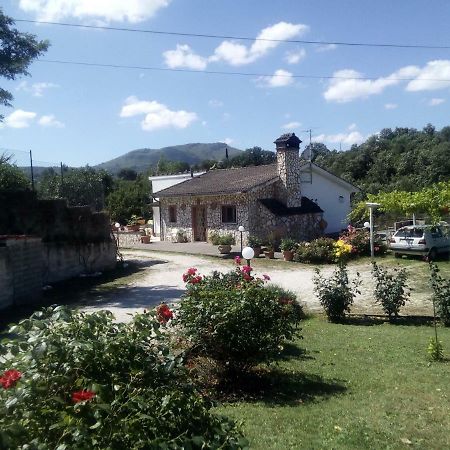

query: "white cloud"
left=38, top=114, right=65, bottom=128
left=428, top=98, right=445, bottom=106
left=163, top=44, right=208, bottom=70
left=210, top=22, right=309, bottom=66
left=384, top=103, right=398, bottom=109
left=316, top=130, right=366, bottom=146
left=282, top=121, right=301, bottom=130
left=284, top=48, right=306, bottom=64
left=120, top=96, right=197, bottom=131
left=18, top=0, right=171, bottom=23
left=405, top=60, right=450, bottom=91
left=258, top=69, right=294, bottom=88
left=2, top=109, right=37, bottom=128
left=208, top=99, right=223, bottom=108
left=223, top=138, right=234, bottom=145
left=324, top=60, right=450, bottom=103
left=348, top=123, right=357, bottom=131
left=16, top=81, right=59, bottom=97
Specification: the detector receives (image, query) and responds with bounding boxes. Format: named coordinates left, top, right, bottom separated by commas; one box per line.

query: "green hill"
left=95, top=142, right=242, bottom=174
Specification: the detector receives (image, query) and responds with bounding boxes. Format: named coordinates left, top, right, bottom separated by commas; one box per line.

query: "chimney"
left=274, top=132, right=302, bottom=208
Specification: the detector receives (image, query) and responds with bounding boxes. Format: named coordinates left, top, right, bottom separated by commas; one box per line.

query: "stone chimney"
left=274, top=132, right=302, bottom=208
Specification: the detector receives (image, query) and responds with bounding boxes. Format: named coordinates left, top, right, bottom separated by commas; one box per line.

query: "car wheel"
left=428, top=248, right=437, bottom=261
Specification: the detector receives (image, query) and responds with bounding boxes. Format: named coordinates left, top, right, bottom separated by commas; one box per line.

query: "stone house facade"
left=154, top=133, right=325, bottom=244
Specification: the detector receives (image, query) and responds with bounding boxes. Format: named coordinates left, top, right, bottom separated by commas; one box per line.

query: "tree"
left=38, top=167, right=113, bottom=211
left=0, top=9, right=49, bottom=119
left=0, top=154, right=29, bottom=190
left=106, top=174, right=151, bottom=224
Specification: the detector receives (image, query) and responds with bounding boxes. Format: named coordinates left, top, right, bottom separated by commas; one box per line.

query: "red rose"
left=72, top=390, right=96, bottom=403
left=187, top=267, right=197, bottom=275
left=234, top=256, right=241, bottom=265
left=0, top=369, right=22, bottom=389
left=241, top=265, right=252, bottom=274
left=243, top=273, right=252, bottom=281
left=263, top=274, right=270, bottom=281
left=156, top=304, right=174, bottom=323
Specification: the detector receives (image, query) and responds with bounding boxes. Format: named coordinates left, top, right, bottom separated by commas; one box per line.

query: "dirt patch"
left=82, top=250, right=435, bottom=321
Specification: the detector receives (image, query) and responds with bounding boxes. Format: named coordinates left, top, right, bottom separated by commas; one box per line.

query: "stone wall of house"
left=160, top=194, right=251, bottom=244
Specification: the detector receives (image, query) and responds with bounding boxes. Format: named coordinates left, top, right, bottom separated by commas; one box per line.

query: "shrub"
left=280, top=238, right=297, bottom=252
left=248, top=235, right=263, bottom=247
left=340, top=226, right=387, bottom=256
left=313, top=262, right=361, bottom=322
left=0, top=306, right=246, bottom=449
left=429, top=262, right=450, bottom=326
left=428, top=337, right=444, bottom=361
left=372, top=262, right=410, bottom=319
left=294, top=237, right=336, bottom=264
left=209, top=232, right=235, bottom=246
left=177, top=267, right=303, bottom=372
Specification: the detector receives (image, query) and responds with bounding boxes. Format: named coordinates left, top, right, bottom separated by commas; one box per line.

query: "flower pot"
left=264, top=250, right=274, bottom=259
left=253, top=247, right=262, bottom=257
left=218, top=244, right=232, bottom=254
left=141, top=235, right=151, bottom=244
left=283, top=250, right=294, bottom=261
left=127, top=225, right=140, bottom=232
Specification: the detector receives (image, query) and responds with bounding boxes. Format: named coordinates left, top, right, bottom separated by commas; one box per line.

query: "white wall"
left=300, top=166, right=356, bottom=234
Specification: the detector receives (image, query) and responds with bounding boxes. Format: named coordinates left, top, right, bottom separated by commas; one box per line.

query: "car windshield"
left=395, top=228, right=424, bottom=238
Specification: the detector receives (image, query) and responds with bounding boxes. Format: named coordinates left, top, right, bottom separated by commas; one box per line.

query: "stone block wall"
left=0, top=237, right=43, bottom=308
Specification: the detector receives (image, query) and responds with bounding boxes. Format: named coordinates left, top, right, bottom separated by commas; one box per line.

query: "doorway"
left=192, top=206, right=207, bottom=241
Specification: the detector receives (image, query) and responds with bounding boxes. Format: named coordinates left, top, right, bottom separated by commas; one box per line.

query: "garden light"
left=242, top=246, right=255, bottom=266
left=238, top=225, right=245, bottom=253
left=365, top=203, right=380, bottom=259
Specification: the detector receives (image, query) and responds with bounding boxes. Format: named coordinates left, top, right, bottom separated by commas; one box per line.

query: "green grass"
left=216, top=316, right=450, bottom=449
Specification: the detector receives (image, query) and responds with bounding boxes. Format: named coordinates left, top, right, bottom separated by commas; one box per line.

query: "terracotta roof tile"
left=154, top=164, right=278, bottom=197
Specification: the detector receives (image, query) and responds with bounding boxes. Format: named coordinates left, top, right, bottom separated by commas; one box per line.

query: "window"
left=168, top=205, right=177, bottom=223
left=221, top=205, right=237, bottom=223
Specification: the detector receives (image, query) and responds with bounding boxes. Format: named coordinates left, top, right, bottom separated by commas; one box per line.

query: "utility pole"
left=29, top=150, right=35, bottom=191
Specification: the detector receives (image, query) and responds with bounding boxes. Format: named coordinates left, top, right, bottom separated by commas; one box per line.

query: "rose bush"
left=177, top=266, right=303, bottom=373
left=0, top=306, right=247, bottom=449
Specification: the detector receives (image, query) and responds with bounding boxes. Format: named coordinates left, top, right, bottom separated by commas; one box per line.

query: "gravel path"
left=82, top=250, right=433, bottom=321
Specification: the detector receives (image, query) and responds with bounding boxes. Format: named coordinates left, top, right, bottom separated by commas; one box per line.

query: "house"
left=152, top=133, right=359, bottom=243
left=299, top=162, right=359, bottom=234
left=149, top=171, right=205, bottom=236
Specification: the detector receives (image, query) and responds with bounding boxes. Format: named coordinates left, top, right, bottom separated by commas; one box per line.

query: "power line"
left=14, top=18, right=450, bottom=50
left=37, top=59, right=450, bottom=82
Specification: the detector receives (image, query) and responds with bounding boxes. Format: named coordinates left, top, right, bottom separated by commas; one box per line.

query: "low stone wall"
left=43, top=241, right=117, bottom=284
left=0, top=236, right=117, bottom=310
left=0, top=237, right=43, bottom=308
left=115, top=232, right=142, bottom=248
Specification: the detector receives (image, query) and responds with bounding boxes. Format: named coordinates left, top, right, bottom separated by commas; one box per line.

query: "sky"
left=1, top=0, right=450, bottom=167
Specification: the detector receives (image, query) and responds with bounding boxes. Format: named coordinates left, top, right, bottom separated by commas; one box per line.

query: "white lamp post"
left=238, top=225, right=245, bottom=253
left=242, top=246, right=255, bottom=267
left=114, top=222, right=121, bottom=248
left=365, top=203, right=380, bottom=258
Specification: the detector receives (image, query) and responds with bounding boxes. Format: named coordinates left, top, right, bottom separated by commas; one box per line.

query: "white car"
left=389, top=225, right=450, bottom=260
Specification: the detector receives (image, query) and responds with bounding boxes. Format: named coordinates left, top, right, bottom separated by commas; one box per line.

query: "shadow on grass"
left=215, top=368, right=347, bottom=406
left=277, top=342, right=317, bottom=361
left=343, top=314, right=435, bottom=327
left=0, top=257, right=169, bottom=333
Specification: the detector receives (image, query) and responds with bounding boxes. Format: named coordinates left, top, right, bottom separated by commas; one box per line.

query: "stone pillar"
left=275, top=133, right=302, bottom=208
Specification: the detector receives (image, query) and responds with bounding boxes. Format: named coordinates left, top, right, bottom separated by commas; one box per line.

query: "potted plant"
left=280, top=238, right=297, bottom=261
left=127, top=215, right=140, bottom=232
left=264, top=233, right=278, bottom=259
left=248, top=235, right=263, bottom=257
left=217, top=234, right=235, bottom=254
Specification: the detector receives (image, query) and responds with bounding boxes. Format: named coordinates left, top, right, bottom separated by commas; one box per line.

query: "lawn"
left=217, top=316, right=450, bottom=449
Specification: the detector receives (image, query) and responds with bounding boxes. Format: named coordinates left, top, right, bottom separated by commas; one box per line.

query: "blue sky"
left=1, top=0, right=450, bottom=167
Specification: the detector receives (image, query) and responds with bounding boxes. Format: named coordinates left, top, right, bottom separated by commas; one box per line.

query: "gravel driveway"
left=82, top=249, right=433, bottom=321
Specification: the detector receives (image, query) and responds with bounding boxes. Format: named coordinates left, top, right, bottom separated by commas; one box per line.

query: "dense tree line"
left=312, top=124, right=450, bottom=198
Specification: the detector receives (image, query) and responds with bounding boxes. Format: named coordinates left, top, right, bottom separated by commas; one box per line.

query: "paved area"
left=82, top=248, right=434, bottom=322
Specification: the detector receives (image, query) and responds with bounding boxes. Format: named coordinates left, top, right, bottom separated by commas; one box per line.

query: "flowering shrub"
left=294, top=237, right=336, bottom=264
left=177, top=266, right=303, bottom=372
left=314, top=262, right=361, bottom=322
left=429, top=262, right=450, bottom=326
left=0, top=306, right=246, bottom=449
left=340, top=226, right=387, bottom=256
left=333, top=239, right=353, bottom=261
